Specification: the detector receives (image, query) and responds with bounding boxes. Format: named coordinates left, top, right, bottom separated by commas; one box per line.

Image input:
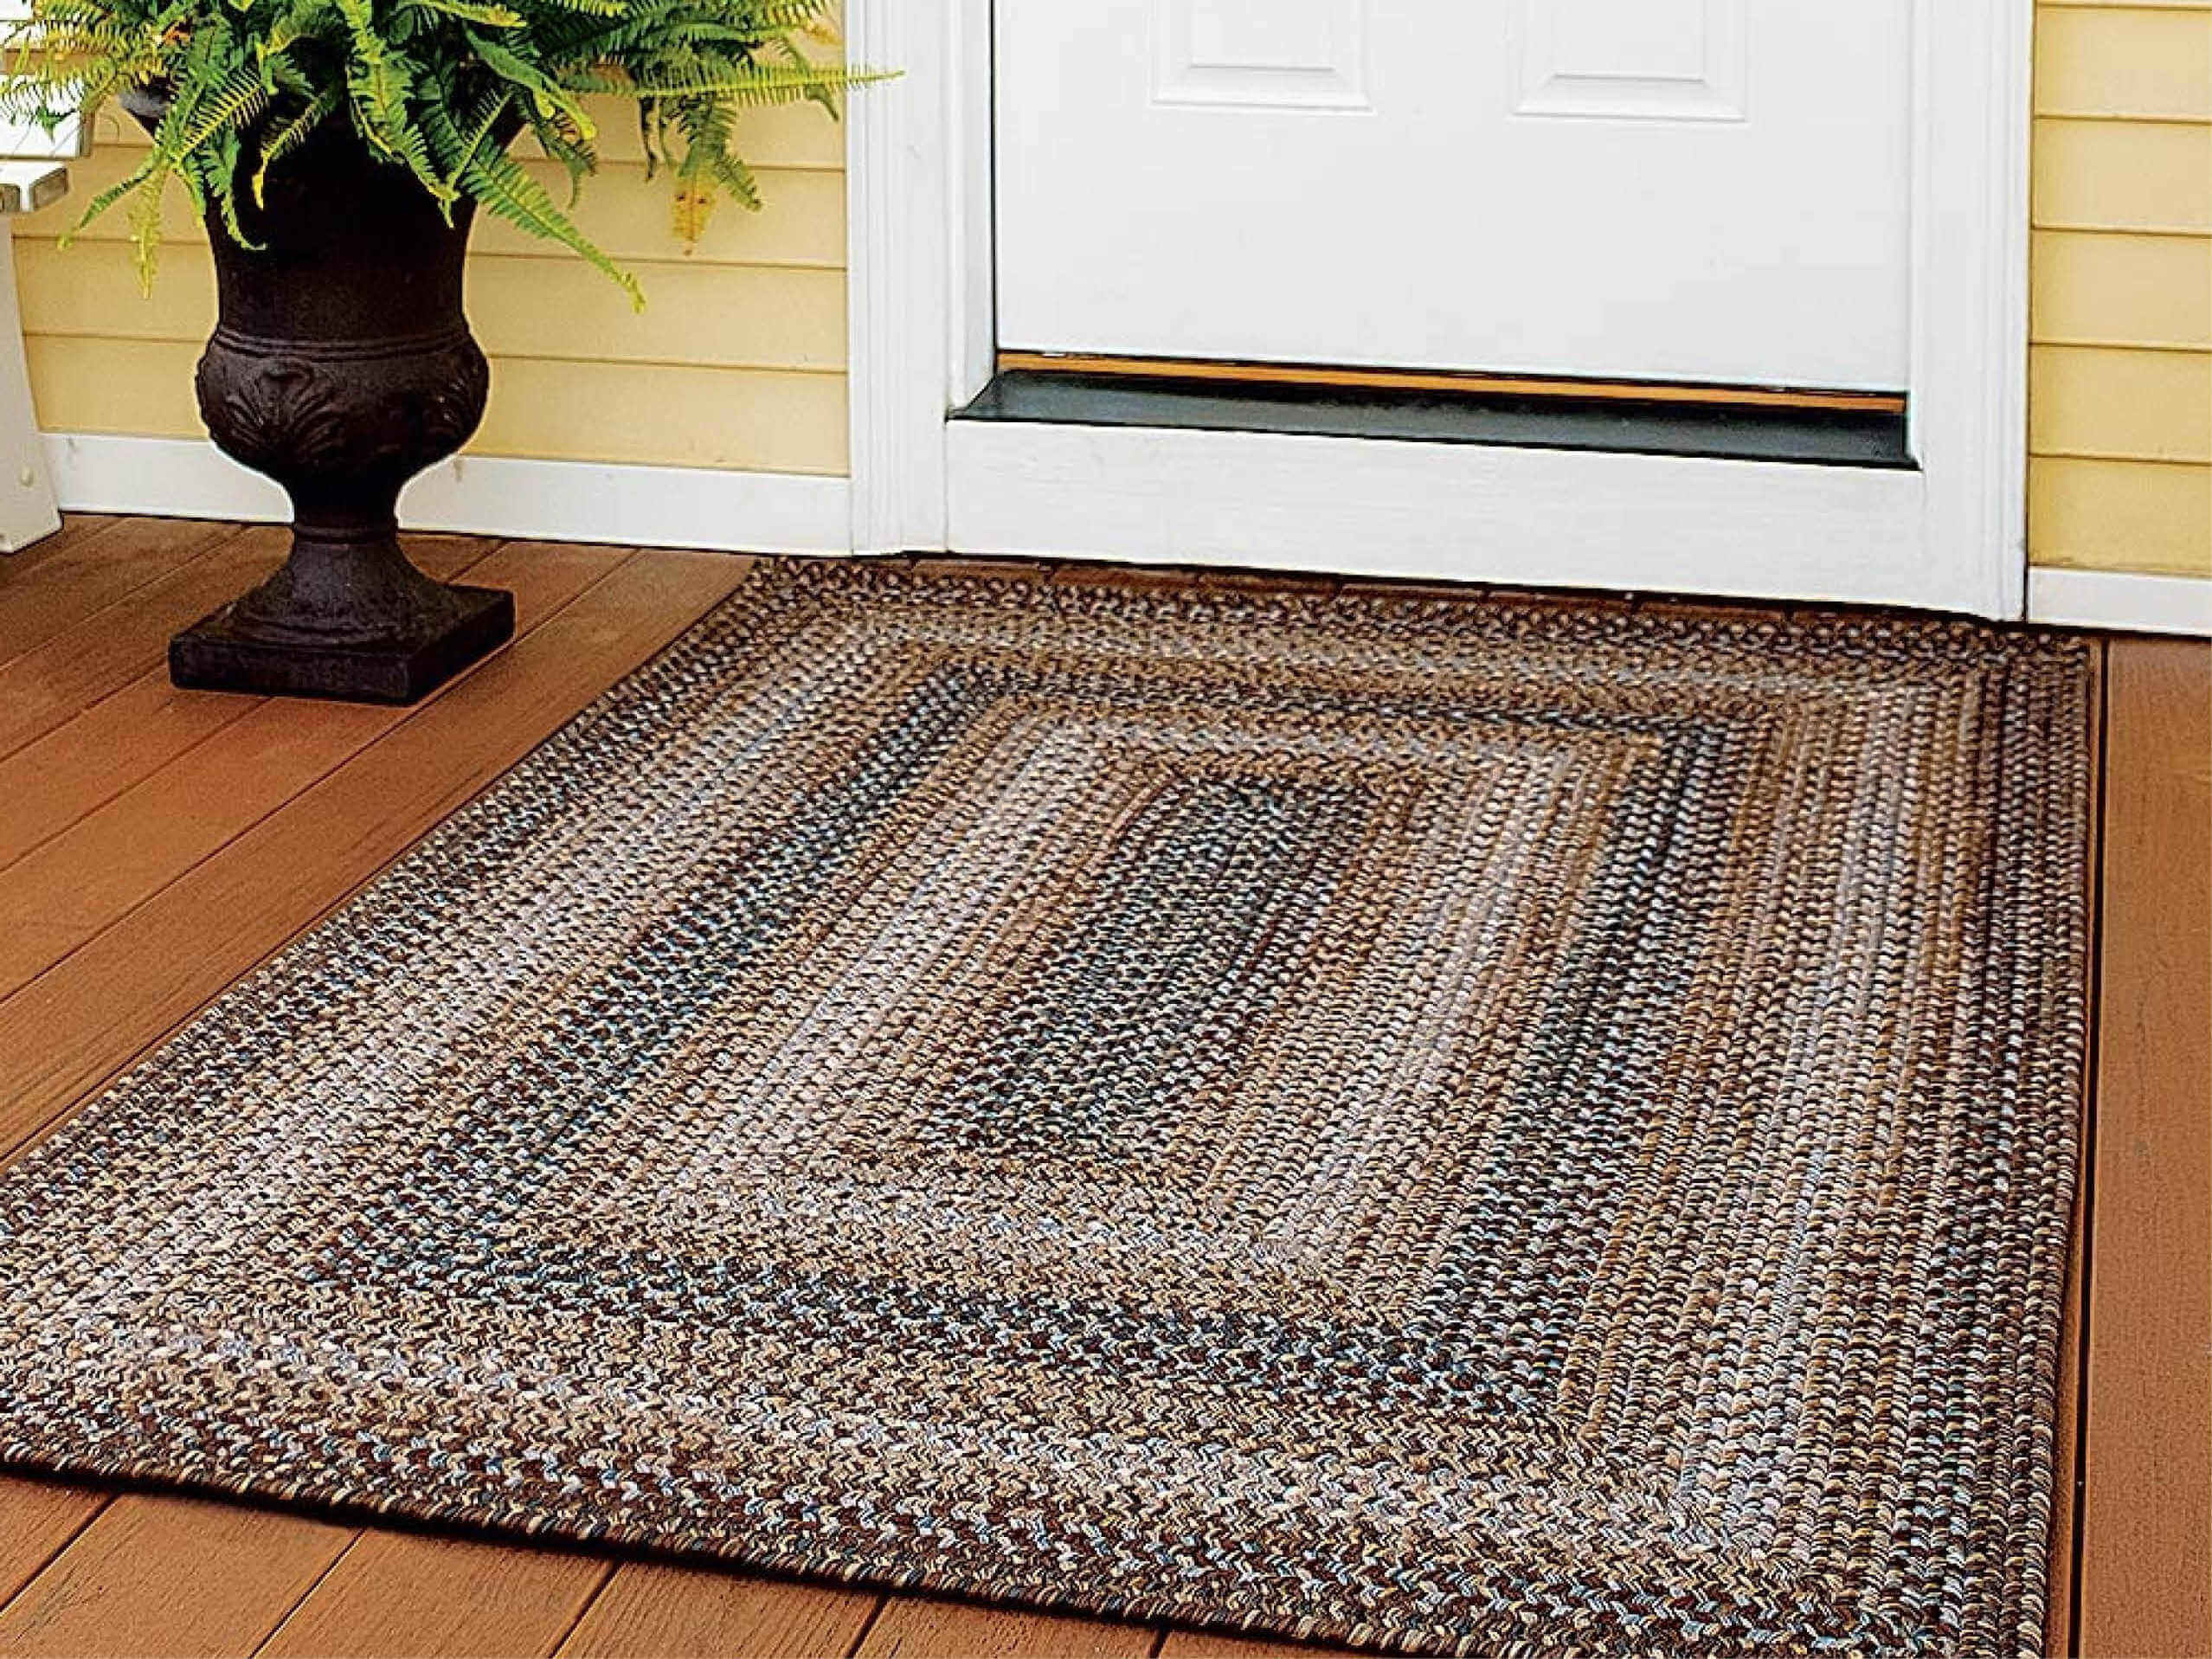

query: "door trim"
left=846, top=0, right=2031, bottom=617
left=2026, top=569, right=2212, bottom=639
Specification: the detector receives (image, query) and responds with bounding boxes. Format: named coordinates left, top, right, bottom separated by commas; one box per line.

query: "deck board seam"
left=537, top=1560, right=623, bottom=1658
left=0, top=519, right=254, bottom=680
left=0, top=540, right=672, bottom=1175
left=840, top=1592, right=892, bottom=1658
left=0, top=537, right=520, bottom=1004
left=0, top=1492, right=116, bottom=1623
left=248, top=1529, right=372, bottom=1658
left=0, top=522, right=266, bottom=764
left=0, top=682, right=268, bottom=878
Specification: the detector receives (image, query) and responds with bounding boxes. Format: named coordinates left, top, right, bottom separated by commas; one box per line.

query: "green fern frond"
left=6, top=0, right=884, bottom=303
left=461, top=141, right=643, bottom=307
left=466, top=26, right=593, bottom=134
left=257, top=0, right=338, bottom=61
left=124, top=169, right=167, bottom=290
left=162, top=61, right=273, bottom=158
left=566, top=60, right=861, bottom=106
left=251, top=83, right=340, bottom=202
left=428, top=85, right=513, bottom=193
left=63, top=150, right=160, bottom=245
left=528, top=0, right=630, bottom=17
left=402, top=0, right=524, bottom=26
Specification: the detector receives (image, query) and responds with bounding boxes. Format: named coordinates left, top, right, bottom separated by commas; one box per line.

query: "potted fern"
left=1, top=0, right=859, bottom=701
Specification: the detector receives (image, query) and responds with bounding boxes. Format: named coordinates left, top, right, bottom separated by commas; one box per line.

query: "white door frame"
left=845, top=0, right=2033, bottom=618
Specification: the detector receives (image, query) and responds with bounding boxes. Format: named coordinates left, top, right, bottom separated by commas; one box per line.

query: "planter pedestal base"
left=170, top=580, right=514, bottom=704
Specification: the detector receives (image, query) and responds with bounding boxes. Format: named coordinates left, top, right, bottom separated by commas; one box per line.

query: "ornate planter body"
left=158, top=100, right=514, bottom=703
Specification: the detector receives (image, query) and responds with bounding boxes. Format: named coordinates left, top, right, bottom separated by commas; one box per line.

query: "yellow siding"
left=2030, top=0, right=2212, bottom=576
left=2030, top=456, right=2212, bottom=575
left=10, top=96, right=848, bottom=476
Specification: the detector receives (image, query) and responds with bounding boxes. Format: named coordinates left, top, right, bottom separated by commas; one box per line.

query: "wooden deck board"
left=0, top=1495, right=353, bottom=1659
left=0, top=526, right=275, bottom=760
left=0, top=517, right=117, bottom=595
left=2076, top=637, right=2212, bottom=1659
left=0, top=543, right=756, bottom=1167
left=851, top=1598, right=1157, bottom=1658
left=0, top=518, right=192, bottom=671
left=0, top=1482, right=106, bottom=1610
left=0, top=518, right=2200, bottom=1658
left=0, top=539, right=523, bottom=998
left=556, top=1563, right=883, bottom=1658
left=0, top=673, right=260, bottom=871
left=1156, top=1633, right=1362, bottom=1659
left=0, top=537, right=492, bottom=871
left=256, top=1533, right=613, bottom=1659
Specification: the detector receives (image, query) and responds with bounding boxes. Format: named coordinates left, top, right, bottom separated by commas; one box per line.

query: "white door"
left=995, top=0, right=1915, bottom=390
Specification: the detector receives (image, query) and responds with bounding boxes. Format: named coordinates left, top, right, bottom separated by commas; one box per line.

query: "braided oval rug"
left=0, top=563, right=2089, bottom=1656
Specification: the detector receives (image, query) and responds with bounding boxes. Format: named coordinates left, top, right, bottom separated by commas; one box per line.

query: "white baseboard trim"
left=47, top=431, right=287, bottom=523
left=2026, top=566, right=2212, bottom=637
left=42, top=432, right=854, bottom=556
left=946, top=420, right=2006, bottom=614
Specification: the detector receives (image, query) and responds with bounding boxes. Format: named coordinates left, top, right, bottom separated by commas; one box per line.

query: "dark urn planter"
left=132, top=91, right=514, bottom=704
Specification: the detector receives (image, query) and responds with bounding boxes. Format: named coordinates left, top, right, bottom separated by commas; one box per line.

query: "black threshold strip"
left=956, top=368, right=1915, bottom=470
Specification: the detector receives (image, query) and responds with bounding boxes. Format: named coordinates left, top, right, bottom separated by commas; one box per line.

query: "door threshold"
left=956, top=363, right=1914, bottom=471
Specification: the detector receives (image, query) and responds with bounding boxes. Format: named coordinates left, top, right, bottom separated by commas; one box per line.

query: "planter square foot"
left=169, top=584, right=516, bottom=704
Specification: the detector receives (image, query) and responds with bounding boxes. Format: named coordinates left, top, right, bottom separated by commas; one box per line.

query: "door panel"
left=1154, top=0, right=1370, bottom=109
left=1516, top=0, right=1746, bottom=120
left=996, top=0, right=1914, bottom=389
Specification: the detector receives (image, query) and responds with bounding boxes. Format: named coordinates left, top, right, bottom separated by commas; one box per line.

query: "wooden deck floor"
left=0, top=517, right=2202, bottom=1659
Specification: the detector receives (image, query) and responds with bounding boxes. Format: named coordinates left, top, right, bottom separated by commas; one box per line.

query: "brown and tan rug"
left=0, top=563, right=2090, bottom=1656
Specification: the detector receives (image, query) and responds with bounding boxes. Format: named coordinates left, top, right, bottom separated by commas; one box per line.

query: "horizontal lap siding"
left=2030, top=0, right=2212, bottom=577
left=9, top=96, right=849, bottom=477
